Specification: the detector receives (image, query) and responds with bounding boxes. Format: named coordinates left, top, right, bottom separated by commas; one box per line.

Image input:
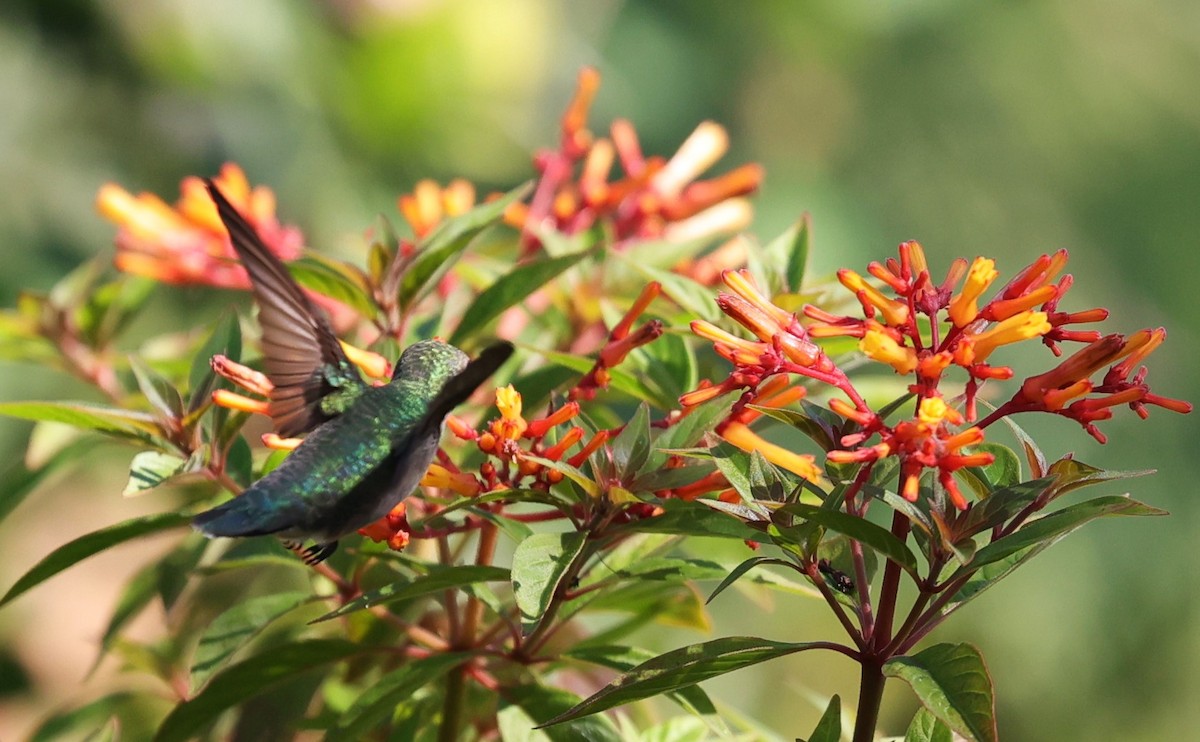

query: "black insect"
left=817, top=559, right=855, bottom=595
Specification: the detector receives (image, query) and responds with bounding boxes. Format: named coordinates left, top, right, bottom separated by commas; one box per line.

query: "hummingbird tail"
left=191, top=495, right=294, bottom=538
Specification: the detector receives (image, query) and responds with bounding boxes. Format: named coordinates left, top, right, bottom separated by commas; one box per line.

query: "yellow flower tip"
left=95, top=183, right=139, bottom=223
left=716, top=294, right=781, bottom=344
left=652, top=121, right=730, bottom=198
left=721, top=269, right=793, bottom=327
left=262, top=433, right=302, bottom=451
left=691, top=319, right=756, bottom=351
left=721, top=422, right=822, bottom=482
left=340, top=341, right=391, bottom=379
left=860, top=328, right=918, bottom=374
left=916, top=397, right=964, bottom=427
left=971, top=311, right=1052, bottom=362
left=947, top=257, right=998, bottom=327
left=212, top=389, right=269, bottom=415
left=421, top=463, right=482, bottom=497
left=492, top=385, right=528, bottom=439
left=901, top=240, right=928, bottom=274
left=1043, top=379, right=1093, bottom=410
left=839, top=270, right=909, bottom=327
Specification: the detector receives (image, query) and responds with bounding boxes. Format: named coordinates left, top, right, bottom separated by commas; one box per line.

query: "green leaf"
left=399, top=183, right=531, bottom=310
left=779, top=502, right=919, bottom=577
left=957, top=442, right=1021, bottom=500
left=0, top=437, right=96, bottom=525
left=513, top=531, right=587, bottom=634
left=764, top=214, right=811, bottom=293
left=28, top=692, right=137, bottom=742
left=123, top=451, right=189, bottom=496
left=618, top=257, right=722, bottom=322
left=188, top=313, right=242, bottom=410
left=504, top=684, right=623, bottom=742
left=884, top=643, right=997, bottom=742
left=704, top=556, right=796, bottom=605
left=610, top=402, right=651, bottom=479
left=803, top=694, right=841, bottom=742
left=564, top=645, right=721, bottom=721
left=130, top=358, right=184, bottom=422
left=450, top=248, right=594, bottom=346
left=191, top=591, right=312, bottom=690
left=961, top=495, right=1164, bottom=573
left=1045, top=457, right=1154, bottom=500
left=310, top=564, right=510, bottom=623
left=617, top=498, right=762, bottom=540
left=153, top=639, right=363, bottom=742
left=0, top=512, right=192, bottom=609
left=328, top=652, right=469, bottom=740
left=904, top=707, right=956, bottom=742
left=0, top=401, right=164, bottom=445
left=288, top=255, right=376, bottom=318
left=540, top=637, right=828, bottom=727
left=958, top=478, right=1053, bottom=535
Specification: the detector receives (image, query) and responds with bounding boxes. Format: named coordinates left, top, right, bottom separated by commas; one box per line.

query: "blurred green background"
left=1, top=1, right=1196, bottom=739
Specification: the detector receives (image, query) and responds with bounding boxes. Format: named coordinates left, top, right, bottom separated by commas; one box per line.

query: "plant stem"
left=871, top=511, right=910, bottom=649
left=438, top=665, right=466, bottom=742
left=852, top=659, right=886, bottom=742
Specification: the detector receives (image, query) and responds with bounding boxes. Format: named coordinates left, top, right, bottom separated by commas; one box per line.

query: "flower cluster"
left=507, top=67, right=763, bottom=253
left=685, top=244, right=1191, bottom=511
left=96, top=163, right=303, bottom=288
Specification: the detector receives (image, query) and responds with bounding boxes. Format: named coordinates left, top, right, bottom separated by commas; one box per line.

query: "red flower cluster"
left=685, top=243, right=1191, bottom=511
left=507, top=67, right=763, bottom=253
left=97, top=163, right=303, bottom=288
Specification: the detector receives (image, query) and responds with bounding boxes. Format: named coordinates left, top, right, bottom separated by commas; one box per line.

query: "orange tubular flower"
left=721, top=422, right=822, bottom=483
left=98, top=163, right=302, bottom=288
left=398, top=179, right=477, bottom=239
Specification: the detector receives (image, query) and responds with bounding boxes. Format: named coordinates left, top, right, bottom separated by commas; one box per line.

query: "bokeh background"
left=1, top=1, right=1197, bottom=739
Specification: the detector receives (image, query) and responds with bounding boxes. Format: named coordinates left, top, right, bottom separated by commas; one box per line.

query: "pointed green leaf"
left=610, top=403, right=651, bottom=479
left=1046, top=457, right=1153, bottom=500
left=328, top=652, right=471, bottom=740
left=154, top=639, right=363, bottom=742
left=780, top=502, right=919, bottom=577
left=0, top=401, right=164, bottom=445
left=804, top=694, right=841, bottom=742
left=540, top=637, right=829, bottom=727
left=399, top=183, right=531, bottom=310
left=513, top=531, right=587, bottom=634
left=963, top=495, right=1164, bottom=573
left=505, top=683, right=623, bottom=741
left=763, top=215, right=811, bottom=293
left=617, top=498, right=762, bottom=540
left=884, top=642, right=997, bottom=742
left=705, top=556, right=796, bottom=605
left=288, top=255, right=377, bottom=318
left=957, top=442, right=1021, bottom=499
left=564, top=645, right=721, bottom=721
left=28, top=692, right=137, bottom=742
left=310, top=564, right=509, bottom=623
left=958, top=478, right=1053, bottom=534
left=618, top=257, right=722, bottom=322
left=450, top=248, right=594, bottom=345
left=528, top=346, right=672, bottom=408
left=904, top=707, right=956, bottom=742
left=188, top=313, right=241, bottom=411
left=123, top=451, right=189, bottom=496
left=191, top=591, right=312, bottom=690
left=129, top=358, right=184, bottom=422
left=0, top=512, right=191, bottom=609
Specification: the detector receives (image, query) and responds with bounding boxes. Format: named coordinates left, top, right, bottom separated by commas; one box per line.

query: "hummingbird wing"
left=206, top=181, right=364, bottom=437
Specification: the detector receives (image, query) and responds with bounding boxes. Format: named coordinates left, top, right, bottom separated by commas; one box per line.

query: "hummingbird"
left=191, top=181, right=512, bottom=565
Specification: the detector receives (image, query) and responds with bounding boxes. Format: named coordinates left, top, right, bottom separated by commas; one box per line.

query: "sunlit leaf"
left=904, top=707, right=956, bottom=742
left=803, top=693, right=841, bottom=742
left=610, top=403, right=651, bottom=479
left=191, top=591, right=312, bottom=690
left=704, top=556, right=796, bottom=605
left=539, top=637, right=828, bottom=727
left=957, top=442, right=1021, bottom=500
left=310, top=565, right=510, bottom=623
left=122, top=451, right=190, bottom=496
left=504, top=684, right=623, bottom=742
left=564, top=645, right=721, bottom=721
left=288, top=255, right=376, bottom=318
left=617, top=499, right=762, bottom=540
left=328, top=652, right=468, bottom=740
left=398, top=182, right=531, bottom=310
left=450, top=248, right=594, bottom=345
left=884, top=643, right=997, bottom=742
left=0, top=512, right=191, bottom=609
left=618, top=257, right=722, bottom=322
left=154, top=639, right=364, bottom=742
left=513, top=531, right=587, bottom=634
left=779, top=502, right=919, bottom=577
left=0, top=401, right=165, bottom=446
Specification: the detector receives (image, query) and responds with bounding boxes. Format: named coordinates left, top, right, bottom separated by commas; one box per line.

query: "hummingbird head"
left=392, top=339, right=470, bottom=384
